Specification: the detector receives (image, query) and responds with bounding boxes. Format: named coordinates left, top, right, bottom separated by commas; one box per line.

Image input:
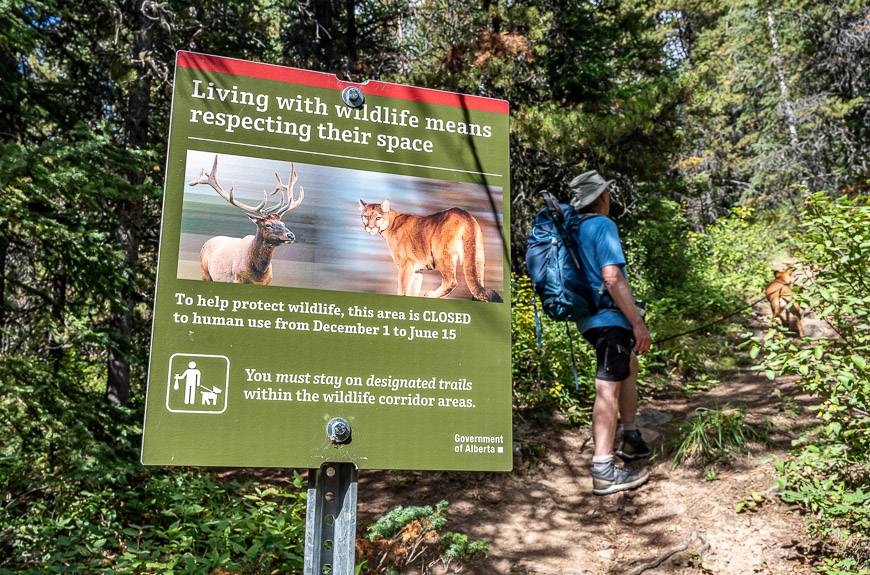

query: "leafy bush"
left=358, top=500, right=487, bottom=574
left=511, top=274, right=596, bottom=424
left=622, top=198, right=700, bottom=298
left=0, top=358, right=307, bottom=574
left=671, top=406, right=765, bottom=467
left=754, top=192, right=869, bottom=572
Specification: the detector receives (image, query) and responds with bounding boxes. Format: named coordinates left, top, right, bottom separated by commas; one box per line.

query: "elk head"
left=190, top=155, right=304, bottom=245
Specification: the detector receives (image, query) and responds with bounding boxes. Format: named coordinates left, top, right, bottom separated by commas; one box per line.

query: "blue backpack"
left=525, top=193, right=600, bottom=322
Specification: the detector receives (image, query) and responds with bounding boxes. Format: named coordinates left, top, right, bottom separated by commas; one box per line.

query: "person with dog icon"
left=173, top=361, right=201, bottom=405
left=569, top=171, right=653, bottom=495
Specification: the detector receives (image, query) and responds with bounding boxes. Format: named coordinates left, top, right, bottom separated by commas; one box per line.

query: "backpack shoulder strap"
left=540, top=191, right=582, bottom=268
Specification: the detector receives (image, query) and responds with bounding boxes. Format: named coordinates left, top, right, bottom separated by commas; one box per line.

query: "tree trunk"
left=766, top=8, right=799, bottom=149
left=766, top=7, right=804, bottom=203
left=106, top=4, right=153, bottom=404
left=313, top=1, right=336, bottom=70
left=50, top=267, right=67, bottom=373
left=484, top=0, right=501, bottom=34
left=345, top=0, right=357, bottom=73
left=0, top=227, right=7, bottom=354
left=0, top=45, right=23, bottom=140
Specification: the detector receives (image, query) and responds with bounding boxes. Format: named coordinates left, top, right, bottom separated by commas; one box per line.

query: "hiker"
left=569, top=171, right=653, bottom=496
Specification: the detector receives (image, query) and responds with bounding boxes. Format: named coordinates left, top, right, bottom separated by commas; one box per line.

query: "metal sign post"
left=304, top=419, right=358, bottom=575
left=304, top=463, right=358, bottom=575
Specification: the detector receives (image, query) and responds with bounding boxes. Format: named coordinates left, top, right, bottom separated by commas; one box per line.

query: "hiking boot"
left=591, top=462, right=650, bottom=496
left=616, top=429, right=652, bottom=461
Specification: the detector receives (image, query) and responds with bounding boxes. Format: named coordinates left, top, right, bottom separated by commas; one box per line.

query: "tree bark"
left=345, top=0, right=357, bottom=73
left=50, top=266, right=67, bottom=373
left=313, top=1, right=336, bottom=70
left=0, top=44, right=23, bottom=140
left=0, top=226, right=7, bottom=354
left=106, top=3, right=153, bottom=404
left=766, top=8, right=799, bottom=149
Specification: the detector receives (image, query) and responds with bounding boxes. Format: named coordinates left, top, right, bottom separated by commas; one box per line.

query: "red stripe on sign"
left=175, top=51, right=509, bottom=115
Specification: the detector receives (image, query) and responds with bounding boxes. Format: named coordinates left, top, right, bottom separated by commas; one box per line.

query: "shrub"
left=511, top=274, right=596, bottom=424
left=358, top=500, right=488, bottom=574
left=755, top=192, right=869, bottom=572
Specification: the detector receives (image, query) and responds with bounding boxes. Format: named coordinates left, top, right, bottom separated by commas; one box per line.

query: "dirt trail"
left=358, top=311, right=826, bottom=574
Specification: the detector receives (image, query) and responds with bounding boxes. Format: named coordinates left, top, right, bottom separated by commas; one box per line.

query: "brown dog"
left=765, top=269, right=805, bottom=337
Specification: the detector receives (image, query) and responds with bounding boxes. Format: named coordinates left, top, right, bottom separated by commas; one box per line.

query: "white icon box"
left=166, top=353, right=230, bottom=414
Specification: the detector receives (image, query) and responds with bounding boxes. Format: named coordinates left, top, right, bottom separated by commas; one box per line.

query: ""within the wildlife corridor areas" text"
left=241, top=369, right=477, bottom=409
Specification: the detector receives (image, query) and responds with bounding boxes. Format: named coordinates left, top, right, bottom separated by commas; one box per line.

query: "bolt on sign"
left=141, top=52, right=511, bottom=471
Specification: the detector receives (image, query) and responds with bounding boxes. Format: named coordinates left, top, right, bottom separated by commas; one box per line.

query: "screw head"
left=341, top=86, right=365, bottom=108
left=327, top=417, right=352, bottom=445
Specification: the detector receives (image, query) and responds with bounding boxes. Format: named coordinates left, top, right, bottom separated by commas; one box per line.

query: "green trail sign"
left=141, top=52, right=511, bottom=471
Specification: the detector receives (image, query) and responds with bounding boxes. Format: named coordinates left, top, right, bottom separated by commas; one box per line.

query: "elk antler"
left=264, top=162, right=305, bottom=216
left=189, top=155, right=269, bottom=216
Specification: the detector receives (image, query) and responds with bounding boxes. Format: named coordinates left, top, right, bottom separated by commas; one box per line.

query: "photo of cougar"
left=358, top=199, right=503, bottom=302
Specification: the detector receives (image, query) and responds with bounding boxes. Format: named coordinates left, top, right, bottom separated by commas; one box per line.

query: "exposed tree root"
left=624, top=531, right=709, bottom=575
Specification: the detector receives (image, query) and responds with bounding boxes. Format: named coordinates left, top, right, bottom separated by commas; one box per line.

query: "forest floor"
left=356, top=307, right=830, bottom=574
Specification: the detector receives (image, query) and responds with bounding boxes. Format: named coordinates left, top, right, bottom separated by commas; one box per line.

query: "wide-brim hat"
left=568, top=170, right=614, bottom=210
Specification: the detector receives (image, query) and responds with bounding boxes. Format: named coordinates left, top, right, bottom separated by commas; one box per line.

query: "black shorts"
left=582, top=326, right=636, bottom=382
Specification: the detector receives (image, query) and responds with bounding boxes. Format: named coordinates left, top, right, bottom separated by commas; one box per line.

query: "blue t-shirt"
left=575, top=215, right=633, bottom=334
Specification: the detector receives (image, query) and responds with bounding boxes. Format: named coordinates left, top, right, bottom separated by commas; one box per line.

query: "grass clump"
left=672, top=406, right=766, bottom=467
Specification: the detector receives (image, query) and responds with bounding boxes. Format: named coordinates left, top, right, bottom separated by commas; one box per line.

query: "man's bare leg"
left=615, top=354, right=651, bottom=460
left=592, top=378, right=621, bottom=457
left=590, top=373, right=650, bottom=495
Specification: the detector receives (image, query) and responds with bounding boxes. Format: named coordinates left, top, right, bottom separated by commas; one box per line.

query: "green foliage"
left=672, top=406, right=765, bottom=467
left=672, top=0, right=868, bottom=218
left=440, top=531, right=489, bottom=560
left=0, top=359, right=306, bottom=574
left=622, top=198, right=699, bottom=298
left=511, top=274, right=595, bottom=424
left=635, top=205, right=788, bottom=387
left=361, top=500, right=487, bottom=573
left=0, top=133, right=159, bottom=367
left=366, top=501, right=449, bottom=542
left=756, top=192, right=869, bottom=571
left=694, top=206, right=792, bottom=298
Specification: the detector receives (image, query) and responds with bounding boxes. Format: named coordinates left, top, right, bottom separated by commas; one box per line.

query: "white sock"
left=622, top=422, right=638, bottom=432
left=592, top=454, right=614, bottom=465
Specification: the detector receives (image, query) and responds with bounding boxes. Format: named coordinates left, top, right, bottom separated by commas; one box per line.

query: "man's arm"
left=601, top=265, right=651, bottom=354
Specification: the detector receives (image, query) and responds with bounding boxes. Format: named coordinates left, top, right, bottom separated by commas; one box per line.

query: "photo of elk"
left=190, top=155, right=303, bottom=285
left=176, top=149, right=505, bottom=301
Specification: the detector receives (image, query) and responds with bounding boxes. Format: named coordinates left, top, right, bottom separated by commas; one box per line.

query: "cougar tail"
left=462, top=217, right=502, bottom=302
